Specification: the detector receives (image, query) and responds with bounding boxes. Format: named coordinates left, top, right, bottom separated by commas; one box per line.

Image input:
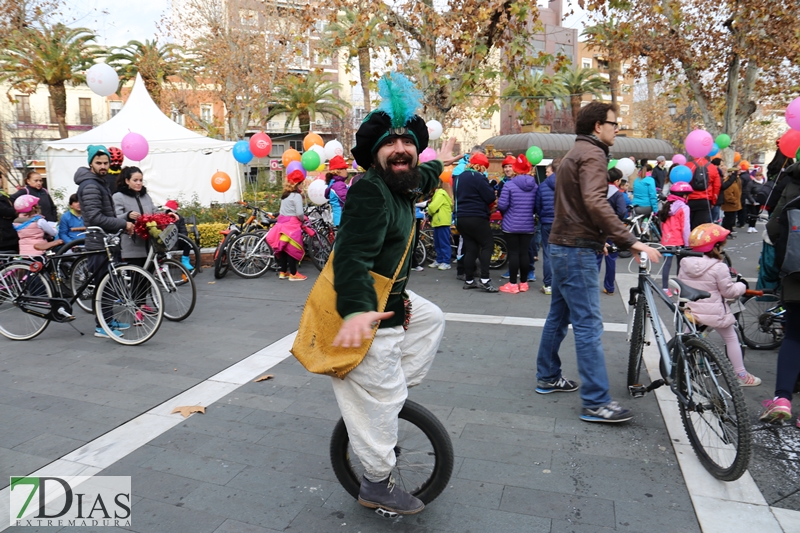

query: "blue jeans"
left=536, top=244, right=612, bottom=408
left=528, top=227, right=540, bottom=273
left=596, top=244, right=618, bottom=293
left=539, top=223, right=552, bottom=286
left=433, top=226, right=451, bottom=264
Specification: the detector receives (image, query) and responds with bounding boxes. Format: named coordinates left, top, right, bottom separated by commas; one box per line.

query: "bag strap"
left=392, top=221, right=417, bottom=280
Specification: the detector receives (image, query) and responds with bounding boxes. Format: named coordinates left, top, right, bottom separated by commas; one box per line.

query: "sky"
left=58, top=0, right=167, bottom=47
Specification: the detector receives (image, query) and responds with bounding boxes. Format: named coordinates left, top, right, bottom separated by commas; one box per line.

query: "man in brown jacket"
left=535, top=102, right=661, bottom=423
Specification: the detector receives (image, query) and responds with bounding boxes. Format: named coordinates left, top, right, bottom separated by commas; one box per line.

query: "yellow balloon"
left=316, top=163, right=326, bottom=172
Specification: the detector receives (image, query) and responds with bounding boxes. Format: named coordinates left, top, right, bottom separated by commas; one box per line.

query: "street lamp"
left=668, top=102, right=697, bottom=138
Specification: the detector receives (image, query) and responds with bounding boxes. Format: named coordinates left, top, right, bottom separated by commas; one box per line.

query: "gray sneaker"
left=478, top=279, right=499, bottom=293
left=535, top=376, right=579, bottom=394
left=580, top=401, right=633, bottom=423
left=358, top=475, right=424, bottom=515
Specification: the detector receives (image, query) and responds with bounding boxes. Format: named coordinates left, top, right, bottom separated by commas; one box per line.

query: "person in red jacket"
left=685, top=157, right=721, bottom=228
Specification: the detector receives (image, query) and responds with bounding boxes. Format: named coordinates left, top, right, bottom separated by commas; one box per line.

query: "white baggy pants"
left=330, top=290, right=445, bottom=481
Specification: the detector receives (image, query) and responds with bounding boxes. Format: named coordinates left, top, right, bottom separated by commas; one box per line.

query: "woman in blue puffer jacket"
left=632, top=165, right=659, bottom=215
left=497, top=155, right=537, bottom=293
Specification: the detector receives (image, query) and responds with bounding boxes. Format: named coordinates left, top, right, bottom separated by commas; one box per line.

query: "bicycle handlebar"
left=659, top=246, right=704, bottom=258
left=744, top=289, right=764, bottom=297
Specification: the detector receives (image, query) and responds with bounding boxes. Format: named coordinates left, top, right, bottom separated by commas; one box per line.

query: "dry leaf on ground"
left=254, top=374, right=274, bottom=382
left=172, top=405, right=205, bottom=418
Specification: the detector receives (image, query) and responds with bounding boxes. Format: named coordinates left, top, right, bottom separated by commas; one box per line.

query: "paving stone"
left=12, top=433, right=84, bottom=459
left=139, top=448, right=247, bottom=485
left=213, top=518, right=282, bottom=533
left=224, top=393, right=294, bottom=413
left=614, top=499, right=701, bottom=532
left=238, top=410, right=336, bottom=438
left=123, top=496, right=225, bottom=533
left=177, top=415, right=270, bottom=443
left=459, top=423, right=577, bottom=451
left=423, top=477, right=505, bottom=511
left=452, top=438, right=553, bottom=468
left=123, top=465, right=204, bottom=506
left=203, top=403, right=258, bottom=422
left=191, top=437, right=281, bottom=468
left=224, top=465, right=337, bottom=503
left=0, top=447, right=50, bottom=483
left=456, top=457, right=574, bottom=493
left=148, top=429, right=216, bottom=455
left=255, top=429, right=330, bottom=458
left=281, top=399, right=342, bottom=420
left=498, top=485, right=616, bottom=528
left=294, top=499, right=442, bottom=533
left=446, top=407, right=555, bottom=434
left=413, top=501, right=552, bottom=533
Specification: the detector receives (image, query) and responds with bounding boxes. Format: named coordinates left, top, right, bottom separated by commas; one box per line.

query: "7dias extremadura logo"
left=9, top=476, right=131, bottom=528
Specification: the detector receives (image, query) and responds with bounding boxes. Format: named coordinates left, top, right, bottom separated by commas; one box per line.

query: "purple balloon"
left=672, top=154, right=687, bottom=166
left=286, top=160, right=307, bottom=177
left=684, top=129, right=714, bottom=159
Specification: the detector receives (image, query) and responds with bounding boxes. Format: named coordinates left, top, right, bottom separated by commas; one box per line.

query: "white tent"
left=45, top=74, right=241, bottom=206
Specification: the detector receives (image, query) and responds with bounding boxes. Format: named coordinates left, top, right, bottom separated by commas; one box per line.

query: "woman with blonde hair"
left=266, top=170, right=308, bottom=281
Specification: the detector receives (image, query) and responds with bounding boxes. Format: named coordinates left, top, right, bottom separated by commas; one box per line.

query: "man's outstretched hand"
left=437, top=137, right=459, bottom=166
left=332, top=311, right=395, bottom=348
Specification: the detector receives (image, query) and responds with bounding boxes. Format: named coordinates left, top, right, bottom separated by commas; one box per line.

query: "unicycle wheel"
left=330, top=399, right=454, bottom=504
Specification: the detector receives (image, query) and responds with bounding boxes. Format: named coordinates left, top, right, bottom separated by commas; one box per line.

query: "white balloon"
left=86, top=63, right=119, bottom=97
left=616, top=158, right=636, bottom=179
left=426, top=120, right=443, bottom=141
left=324, top=140, right=344, bottom=161
left=310, top=144, right=327, bottom=162
left=307, top=179, right=329, bottom=205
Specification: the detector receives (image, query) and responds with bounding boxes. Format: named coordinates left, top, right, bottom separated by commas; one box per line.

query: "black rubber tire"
left=677, top=337, right=751, bottom=481
left=627, top=295, right=647, bottom=388
left=227, top=233, right=274, bottom=279
left=167, top=234, right=201, bottom=278
left=330, top=400, right=454, bottom=505
left=69, top=255, right=94, bottom=313
left=489, top=236, right=508, bottom=269
left=738, top=294, right=783, bottom=350
left=158, top=259, right=196, bottom=322
left=0, top=262, right=53, bottom=340
left=95, top=265, right=164, bottom=346
left=213, top=236, right=230, bottom=279
left=303, top=231, right=331, bottom=272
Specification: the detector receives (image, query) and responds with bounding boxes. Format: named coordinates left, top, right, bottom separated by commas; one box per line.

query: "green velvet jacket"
left=334, top=160, right=444, bottom=328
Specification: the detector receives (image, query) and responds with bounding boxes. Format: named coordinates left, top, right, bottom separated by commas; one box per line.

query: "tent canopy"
left=45, top=74, right=240, bottom=206
left=482, top=133, right=675, bottom=161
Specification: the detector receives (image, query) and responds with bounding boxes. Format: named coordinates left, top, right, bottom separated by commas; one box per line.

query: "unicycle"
left=329, top=399, right=454, bottom=511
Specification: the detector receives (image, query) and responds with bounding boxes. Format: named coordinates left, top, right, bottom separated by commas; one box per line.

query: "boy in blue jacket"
left=57, top=194, right=85, bottom=243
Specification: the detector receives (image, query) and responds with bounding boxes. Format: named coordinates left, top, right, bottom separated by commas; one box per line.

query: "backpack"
left=754, top=181, right=772, bottom=205
left=781, top=204, right=800, bottom=278
left=690, top=163, right=708, bottom=192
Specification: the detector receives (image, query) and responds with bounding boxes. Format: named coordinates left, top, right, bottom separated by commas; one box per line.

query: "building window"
left=170, top=108, right=185, bottom=126
left=621, top=84, right=632, bottom=94
left=289, top=140, right=303, bottom=152
left=79, top=98, right=92, bottom=125
left=556, top=43, right=572, bottom=64
left=581, top=57, right=592, bottom=69
left=620, top=105, right=630, bottom=115
left=200, top=104, right=213, bottom=123
left=109, top=100, right=122, bottom=118
left=271, top=143, right=285, bottom=156
left=480, top=119, right=491, bottom=129
left=16, top=95, right=31, bottom=124
left=531, top=39, right=545, bottom=53
left=239, top=9, right=257, bottom=27
left=48, top=97, right=57, bottom=124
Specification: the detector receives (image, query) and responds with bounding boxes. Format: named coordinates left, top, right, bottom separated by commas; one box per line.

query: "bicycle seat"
left=34, top=239, right=64, bottom=251
left=671, top=279, right=710, bottom=302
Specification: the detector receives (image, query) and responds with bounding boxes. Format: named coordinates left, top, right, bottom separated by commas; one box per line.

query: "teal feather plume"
left=377, top=72, right=422, bottom=128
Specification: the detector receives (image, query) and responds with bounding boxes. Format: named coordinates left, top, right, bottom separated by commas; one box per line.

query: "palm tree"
left=321, top=9, right=395, bottom=112
left=582, top=19, right=629, bottom=108
left=106, top=39, right=191, bottom=107
left=502, top=71, right=566, bottom=127
left=555, top=66, right=609, bottom=127
left=265, top=71, right=351, bottom=134
left=0, top=23, right=99, bottom=139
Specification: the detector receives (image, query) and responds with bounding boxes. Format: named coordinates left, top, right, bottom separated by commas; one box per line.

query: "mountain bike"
left=626, top=246, right=751, bottom=481
left=0, top=228, right=163, bottom=345
left=214, top=204, right=276, bottom=279
left=330, top=399, right=454, bottom=515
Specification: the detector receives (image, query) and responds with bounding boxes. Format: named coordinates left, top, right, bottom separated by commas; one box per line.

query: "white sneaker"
left=428, top=261, right=441, bottom=268
left=748, top=227, right=757, bottom=233
left=438, top=263, right=451, bottom=270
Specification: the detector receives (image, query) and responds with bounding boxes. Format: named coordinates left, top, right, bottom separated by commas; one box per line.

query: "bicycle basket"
left=149, top=224, right=178, bottom=253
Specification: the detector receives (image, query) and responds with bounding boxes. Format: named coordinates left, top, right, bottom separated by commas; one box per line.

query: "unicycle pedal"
left=375, top=508, right=398, bottom=518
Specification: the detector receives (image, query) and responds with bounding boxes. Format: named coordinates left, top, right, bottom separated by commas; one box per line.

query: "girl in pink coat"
left=678, top=223, right=761, bottom=387
left=658, top=181, right=692, bottom=296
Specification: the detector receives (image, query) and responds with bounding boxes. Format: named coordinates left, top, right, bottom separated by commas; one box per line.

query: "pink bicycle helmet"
left=689, top=223, right=730, bottom=253
left=14, top=194, right=39, bottom=213
left=670, top=181, right=693, bottom=194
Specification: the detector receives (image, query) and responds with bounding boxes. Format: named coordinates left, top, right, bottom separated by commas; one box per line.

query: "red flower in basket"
left=134, top=213, right=175, bottom=240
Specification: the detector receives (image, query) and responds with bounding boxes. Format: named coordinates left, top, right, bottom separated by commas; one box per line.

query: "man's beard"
left=376, top=154, right=422, bottom=195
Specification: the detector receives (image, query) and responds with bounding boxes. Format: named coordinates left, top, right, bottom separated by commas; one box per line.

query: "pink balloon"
left=684, top=130, right=714, bottom=159
left=121, top=132, right=149, bottom=161
left=672, top=154, right=687, bottom=166
left=787, top=97, right=800, bottom=131
left=418, top=147, right=437, bottom=163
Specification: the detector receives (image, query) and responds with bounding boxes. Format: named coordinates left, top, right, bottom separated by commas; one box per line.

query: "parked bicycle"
left=302, top=204, right=335, bottom=272
left=140, top=224, right=196, bottom=321
left=0, top=227, right=164, bottom=345
left=214, top=204, right=276, bottom=279
left=627, top=246, right=751, bottom=481
left=737, top=289, right=784, bottom=350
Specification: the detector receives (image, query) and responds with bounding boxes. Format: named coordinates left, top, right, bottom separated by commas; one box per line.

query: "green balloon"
left=301, top=150, right=320, bottom=171
left=608, top=159, right=618, bottom=170
left=715, top=134, right=731, bottom=150
left=526, top=146, right=544, bottom=166
left=796, top=146, right=800, bottom=160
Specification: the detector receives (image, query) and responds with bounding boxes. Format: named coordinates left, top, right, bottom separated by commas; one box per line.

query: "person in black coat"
left=767, top=138, right=794, bottom=181
left=10, top=171, right=58, bottom=222
left=0, top=191, right=19, bottom=253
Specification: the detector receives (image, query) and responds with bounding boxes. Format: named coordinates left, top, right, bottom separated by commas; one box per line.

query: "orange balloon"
left=733, top=152, right=741, bottom=163
left=282, top=148, right=301, bottom=167
left=303, top=133, right=324, bottom=151
left=211, top=171, right=231, bottom=193
left=440, top=166, right=454, bottom=184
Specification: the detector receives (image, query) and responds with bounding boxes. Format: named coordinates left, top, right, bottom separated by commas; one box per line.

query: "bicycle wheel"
left=739, top=294, right=783, bottom=350
left=420, top=229, right=436, bottom=263
left=304, top=232, right=331, bottom=272
left=677, top=336, right=751, bottom=481
left=156, top=259, right=196, bottom=321
left=95, top=265, right=164, bottom=346
left=627, top=295, right=647, bottom=388
left=69, top=255, right=94, bottom=313
left=0, top=262, right=53, bottom=340
left=228, top=233, right=274, bottom=279
left=490, top=236, right=508, bottom=269
left=413, top=237, right=427, bottom=267
left=213, top=236, right=230, bottom=279
left=166, top=234, right=201, bottom=278
left=330, top=400, right=454, bottom=505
